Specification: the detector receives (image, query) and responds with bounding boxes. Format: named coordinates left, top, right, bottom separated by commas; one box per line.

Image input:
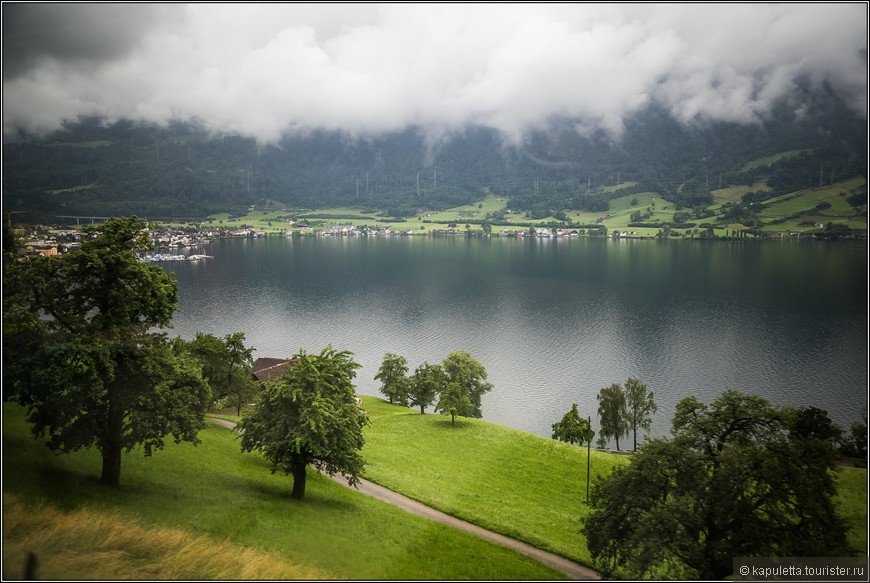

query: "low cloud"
left=2, top=4, right=866, bottom=143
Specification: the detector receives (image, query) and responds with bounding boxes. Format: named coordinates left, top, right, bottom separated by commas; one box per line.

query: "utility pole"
left=434, top=168, right=437, bottom=190
left=417, top=173, right=420, bottom=198
left=356, top=178, right=359, bottom=198
left=586, top=416, right=592, bottom=504
left=366, top=171, right=369, bottom=194
left=587, top=175, right=591, bottom=192
left=819, top=164, right=824, bottom=188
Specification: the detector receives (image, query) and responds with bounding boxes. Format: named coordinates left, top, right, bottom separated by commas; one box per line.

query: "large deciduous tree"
left=623, top=377, right=657, bottom=451
left=441, top=351, right=492, bottom=419
left=238, top=346, right=369, bottom=500
left=409, top=362, right=443, bottom=414
left=3, top=216, right=210, bottom=486
left=582, top=390, right=850, bottom=580
left=596, top=383, right=628, bottom=450
left=374, top=353, right=409, bottom=406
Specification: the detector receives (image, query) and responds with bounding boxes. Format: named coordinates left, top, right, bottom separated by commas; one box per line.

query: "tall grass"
left=2, top=494, right=326, bottom=580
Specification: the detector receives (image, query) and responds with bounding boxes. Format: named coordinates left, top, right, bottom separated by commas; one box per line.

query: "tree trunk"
left=290, top=454, right=307, bottom=500
left=420, top=405, right=425, bottom=414
left=615, top=435, right=620, bottom=451
left=100, top=383, right=124, bottom=486
left=633, top=429, right=637, bottom=451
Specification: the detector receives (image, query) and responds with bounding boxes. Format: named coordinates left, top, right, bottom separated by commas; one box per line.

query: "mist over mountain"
left=3, top=85, right=866, bottom=222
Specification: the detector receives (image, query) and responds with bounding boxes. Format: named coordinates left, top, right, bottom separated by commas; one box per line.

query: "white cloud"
left=2, top=3, right=866, bottom=143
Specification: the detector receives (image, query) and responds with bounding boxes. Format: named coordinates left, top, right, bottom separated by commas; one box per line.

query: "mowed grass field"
left=359, top=396, right=867, bottom=567
left=2, top=403, right=565, bottom=581
left=360, top=397, right=628, bottom=566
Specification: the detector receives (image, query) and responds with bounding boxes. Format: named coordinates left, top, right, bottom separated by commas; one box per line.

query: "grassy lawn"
left=358, top=397, right=868, bottom=568
left=360, top=397, right=628, bottom=567
left=2, top=403, right=565, bottom=581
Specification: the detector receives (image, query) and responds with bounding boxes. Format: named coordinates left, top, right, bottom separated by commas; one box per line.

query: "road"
left=207, top=417, right=601, bottom=580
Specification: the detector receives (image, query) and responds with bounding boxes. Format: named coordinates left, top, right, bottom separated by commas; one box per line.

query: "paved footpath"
left=208, top=417, right=601, bottom=580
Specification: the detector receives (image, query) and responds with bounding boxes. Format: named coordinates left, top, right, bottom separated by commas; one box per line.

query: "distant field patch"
left=597, top=181, right=639, bottom=193
left=739, top=149, right=814, bottom=173
left=758, top=177, right=867, bottom=219
left=48, top=183, right=97, bottom=195
left=48, top=140, right=114, bottom=148
left=711, top=181, right=771, bottom=206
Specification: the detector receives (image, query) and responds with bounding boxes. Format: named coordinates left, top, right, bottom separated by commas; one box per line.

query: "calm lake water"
left=163, top=236, right=868, bottom=443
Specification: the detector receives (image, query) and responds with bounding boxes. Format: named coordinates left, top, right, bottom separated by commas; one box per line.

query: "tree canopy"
left=552, top=404, right=595, bottom=446
left=596, top=383, right=628, bottom=450
left=582, top=390, right=850, bottom=580
left=623, top=377, right=657, bottom=451
left=186, top=331, right=256, bottom=415
left=408, top=361, right=444, bottom=414
left=441, top=351, right=492, bottom=419
left=374, top=353, right=409, bottom=406
left=238, top=346, right=368, bottom=500
left=3, top=216, right=210, bottom=486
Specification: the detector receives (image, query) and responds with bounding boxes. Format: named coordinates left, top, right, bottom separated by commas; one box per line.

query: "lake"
left=163, top=235, right=867, bottom=443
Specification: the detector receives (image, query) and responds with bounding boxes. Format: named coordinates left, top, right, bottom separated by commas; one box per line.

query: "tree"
left=596, top=383, right=628, bottom=450
left=583, top=390, right=850, bottom=580
left=552, top=404, right=596, bottom=502
left=238, top=346, right=368, bottom=500
left=374, top=353, right=409, bottom=406
left=552, top=404, right=595, bottom=446
left=442, top=351, right=492, bottom=418
left=187, top=331, right=256, bottom=415
left=408, top=362, right=443, bottom=414
left=436, top=382, right=473, bottom=426
left=623, top=377, right=657, bottom=451
left=3, top=216, right=210, bottom=486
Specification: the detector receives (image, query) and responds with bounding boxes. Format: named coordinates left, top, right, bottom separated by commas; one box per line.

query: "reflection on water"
left=166, top=236, right=868, bottom=440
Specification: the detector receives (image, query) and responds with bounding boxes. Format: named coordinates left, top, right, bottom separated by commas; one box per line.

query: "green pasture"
left=2, top=403, right=564, bottom=580
left=48, top=140, right=114, bottom=149
left=360, top=397, right=629, bottom=566
left=711, top=181, right=771, bottom=207
left=758, top=177, right=867, bottom=219
left=48, top=183, right=97, bottom=195
left=738, top=149, right=815, bottom=173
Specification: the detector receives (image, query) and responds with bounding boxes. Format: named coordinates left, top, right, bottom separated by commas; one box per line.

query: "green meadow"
left=738, top=149, right=815, bottom=173
left=2, top=402, right=565, bottom=581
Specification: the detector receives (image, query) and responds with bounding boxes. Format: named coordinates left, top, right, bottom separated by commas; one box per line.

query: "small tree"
left=552, top=404, right=595, bottom=502
left=624, top=377, right=657, bottom=451
left=187, top=331, right=255, bottom=414
left=442, top=351, right=492, bottom=418
left=552, top=404, right=595, bottom=446
left=436, top=382, right=473, bottom=426
left=409, top=362, right=443, bottom=414
left=238, top=346, right=368, bottom=500
left=375, top=353, right=409, bottom=406
left=597, top=383, right=628, bottom=451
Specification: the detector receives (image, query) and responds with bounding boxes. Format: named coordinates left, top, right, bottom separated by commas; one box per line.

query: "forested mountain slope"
left=3, top=88, right=865, bottom=223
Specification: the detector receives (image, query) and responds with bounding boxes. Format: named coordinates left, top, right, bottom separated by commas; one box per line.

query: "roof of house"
left=251, top=357, right=295, bottom=382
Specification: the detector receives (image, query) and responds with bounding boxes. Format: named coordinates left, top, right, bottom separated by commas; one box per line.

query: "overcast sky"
left=2, top=3, right=867, bottom=143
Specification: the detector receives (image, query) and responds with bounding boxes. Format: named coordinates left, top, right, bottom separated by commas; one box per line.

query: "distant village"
left=11, top=218, right=623, bottom=260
